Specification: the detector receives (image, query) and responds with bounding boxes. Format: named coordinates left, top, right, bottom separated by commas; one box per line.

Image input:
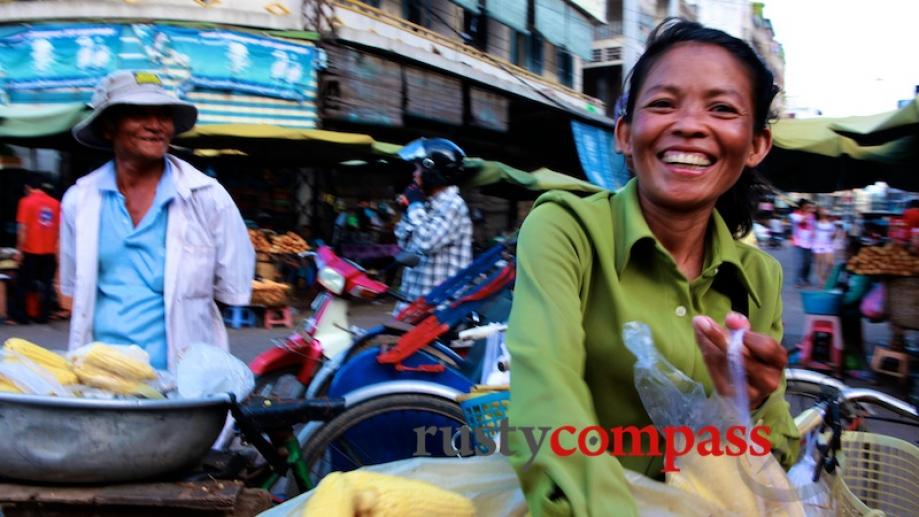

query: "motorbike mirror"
left=394, top=251, right=421, bottom=267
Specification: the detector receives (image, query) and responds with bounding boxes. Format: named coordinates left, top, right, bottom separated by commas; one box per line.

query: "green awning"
left=772, top=111, right=917, bottom=165
left=177, top=124, right=375, bottom=145
left=465, top=158, right=605, bottom=193
left=0, top=103, right=88, bottom=138
left=829, top=96, right=919, bottom=146
left=764, top=100, right=919, bottom=192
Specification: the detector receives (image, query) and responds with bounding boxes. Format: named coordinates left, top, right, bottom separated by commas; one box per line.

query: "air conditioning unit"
left=591, top=45, right=622, bottom=64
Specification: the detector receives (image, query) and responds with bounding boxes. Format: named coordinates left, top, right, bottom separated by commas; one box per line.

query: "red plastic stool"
left=264, top=307, right=293, bottom=329
left=798, top=315, right=844, bottom=376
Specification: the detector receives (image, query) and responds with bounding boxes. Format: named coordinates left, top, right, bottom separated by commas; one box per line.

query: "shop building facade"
left=0, top=0, right=621, bottom=247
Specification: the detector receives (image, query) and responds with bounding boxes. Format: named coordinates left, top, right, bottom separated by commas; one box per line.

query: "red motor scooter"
left=248, top=245, right=400, bottom=400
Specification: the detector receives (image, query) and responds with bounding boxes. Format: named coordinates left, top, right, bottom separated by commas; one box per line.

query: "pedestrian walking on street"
left=812, top=207, right=837, bottom=286
left=9, top=174, right=61, bottom=325
left=789, top=199, right=815, bottom=287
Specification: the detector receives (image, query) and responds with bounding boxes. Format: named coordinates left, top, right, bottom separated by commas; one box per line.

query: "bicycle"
left=787, top=368, right=918, bottom=516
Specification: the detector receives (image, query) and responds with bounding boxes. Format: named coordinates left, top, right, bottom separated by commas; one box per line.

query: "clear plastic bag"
left=257, top=455, right=729, bottom=517
left=787, top=432, right=834, bottom=516
left=176, top=343, right=254, bottom=400
left=0, top=350, right=72, bottom=396
left=622, top=321, right=805, bottom=516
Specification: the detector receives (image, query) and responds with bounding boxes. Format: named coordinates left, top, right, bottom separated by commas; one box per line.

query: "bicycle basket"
left=458, top=389, right=509, bottom=449
left=835, top=431, right=919, bottom=517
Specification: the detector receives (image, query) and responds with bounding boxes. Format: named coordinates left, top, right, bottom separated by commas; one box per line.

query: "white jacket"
left=60, top=155, right=254, bottom=371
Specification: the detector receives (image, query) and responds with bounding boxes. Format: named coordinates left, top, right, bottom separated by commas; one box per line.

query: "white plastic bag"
left=787, top=432, right=834, bottom=516
left=176, top=343, right=254, bottom=399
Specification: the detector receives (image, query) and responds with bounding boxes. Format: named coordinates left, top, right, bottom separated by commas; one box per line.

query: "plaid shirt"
left=394, top=186, right=473, bottom=309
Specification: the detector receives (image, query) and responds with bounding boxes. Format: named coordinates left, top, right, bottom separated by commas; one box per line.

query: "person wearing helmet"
left=393, top=137, right=473, bottom=311
left=60, top=70, right=254, bottom=371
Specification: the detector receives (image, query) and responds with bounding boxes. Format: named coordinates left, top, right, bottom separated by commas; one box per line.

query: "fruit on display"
left=249, top=229, right=310, bottom=255
left=269, top=231, right=310, bottom=254
left=846, top=243, right=919, bottom=276
left=251, top=278, right=291, bottom=306
left=249, top=229, right=273, bottom=253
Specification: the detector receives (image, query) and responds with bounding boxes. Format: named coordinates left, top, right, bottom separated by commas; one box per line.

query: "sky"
left=760, top=0, right=918, bottom=117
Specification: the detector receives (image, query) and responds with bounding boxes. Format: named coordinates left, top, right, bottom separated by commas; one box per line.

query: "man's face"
left=105, top=106, right=175, bottom=162
left=413, top=163, right=424, bottom=187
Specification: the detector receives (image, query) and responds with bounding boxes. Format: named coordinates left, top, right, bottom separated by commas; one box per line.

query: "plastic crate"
left=801, top=290, right=843, bottom=315
left=458, top=390, right=509, bottom=451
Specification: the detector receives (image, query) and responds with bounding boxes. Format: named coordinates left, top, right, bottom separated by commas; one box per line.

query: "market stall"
left=845, top=243, right=919, bottom=382
left=0, top=338, right=273, bottom=515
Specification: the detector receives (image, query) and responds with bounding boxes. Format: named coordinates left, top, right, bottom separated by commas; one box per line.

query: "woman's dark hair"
left=620, top=18, right=780, bottom=237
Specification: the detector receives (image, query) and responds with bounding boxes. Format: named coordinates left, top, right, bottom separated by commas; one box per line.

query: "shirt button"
left=675, top=306, right=687, bottom=317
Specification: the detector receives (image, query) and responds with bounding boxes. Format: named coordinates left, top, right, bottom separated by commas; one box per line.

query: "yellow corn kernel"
left=303, top=470, right=475, bottom=517
left=4, top=338, right=71, bottom=371
left=83, top=344, right=156, bottom=381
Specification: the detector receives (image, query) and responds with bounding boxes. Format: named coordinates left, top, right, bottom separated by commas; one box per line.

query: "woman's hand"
left=692, top=312, right=787, bottom=410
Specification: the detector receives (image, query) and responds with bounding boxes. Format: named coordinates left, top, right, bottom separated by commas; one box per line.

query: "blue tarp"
left=571, top=120, right=629, bottom=190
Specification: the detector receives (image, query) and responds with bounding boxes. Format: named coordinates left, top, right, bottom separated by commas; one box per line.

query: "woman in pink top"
left=812, top=208, right=838, bottom=286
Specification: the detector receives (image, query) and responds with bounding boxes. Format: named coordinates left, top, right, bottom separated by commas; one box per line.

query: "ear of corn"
left=302, top=470, right=475, bottom=517
left=81, top=344, right=156, bottom=381
left=3, top=338, right=78, bottom=384
left=4, top=338, right=71, bottom=370
left=73, top=364, right=163, bottom=399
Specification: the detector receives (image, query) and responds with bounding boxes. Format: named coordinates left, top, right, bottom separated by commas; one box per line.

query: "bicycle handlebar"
left=787, top=368, right=918, bottom=434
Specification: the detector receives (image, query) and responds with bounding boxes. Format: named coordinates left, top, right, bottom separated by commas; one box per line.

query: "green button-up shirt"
left=507, top=179, right=799, bottom=516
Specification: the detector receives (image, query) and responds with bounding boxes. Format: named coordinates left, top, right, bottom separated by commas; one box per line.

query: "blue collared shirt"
left=93, top=161, right=175, bottom=370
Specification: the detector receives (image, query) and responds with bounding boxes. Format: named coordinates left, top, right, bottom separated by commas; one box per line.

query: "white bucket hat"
left=72, top=70, right=198, bottom=150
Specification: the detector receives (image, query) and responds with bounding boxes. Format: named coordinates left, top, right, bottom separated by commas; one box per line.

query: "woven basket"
left=834, top=431, right=919, bottom=516
left=886, top=277, right=919, bottom=330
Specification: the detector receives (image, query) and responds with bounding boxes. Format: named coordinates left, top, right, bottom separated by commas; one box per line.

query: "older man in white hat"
left=61, top=70, right=254, bottom=371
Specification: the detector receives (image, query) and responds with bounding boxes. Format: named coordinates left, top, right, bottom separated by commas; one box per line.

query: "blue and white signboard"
left=571, top=120, right=630, bottom=191
left=153, top=26, right=319, bottom=102
left=0, top=24, right=120, bottom=90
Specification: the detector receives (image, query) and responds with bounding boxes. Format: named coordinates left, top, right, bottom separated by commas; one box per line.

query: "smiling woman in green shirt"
left=506, top=20, right=798, bottom=516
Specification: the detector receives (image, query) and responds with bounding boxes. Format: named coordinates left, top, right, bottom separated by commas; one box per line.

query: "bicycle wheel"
left=300, top=393, right=468, bottom=486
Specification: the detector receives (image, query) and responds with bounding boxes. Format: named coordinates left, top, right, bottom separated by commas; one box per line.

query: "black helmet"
left=398, top=137, right=466, bottom=187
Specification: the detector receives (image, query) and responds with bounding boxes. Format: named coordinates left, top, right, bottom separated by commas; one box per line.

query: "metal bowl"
left=0, top=392, right=231, bottom=483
